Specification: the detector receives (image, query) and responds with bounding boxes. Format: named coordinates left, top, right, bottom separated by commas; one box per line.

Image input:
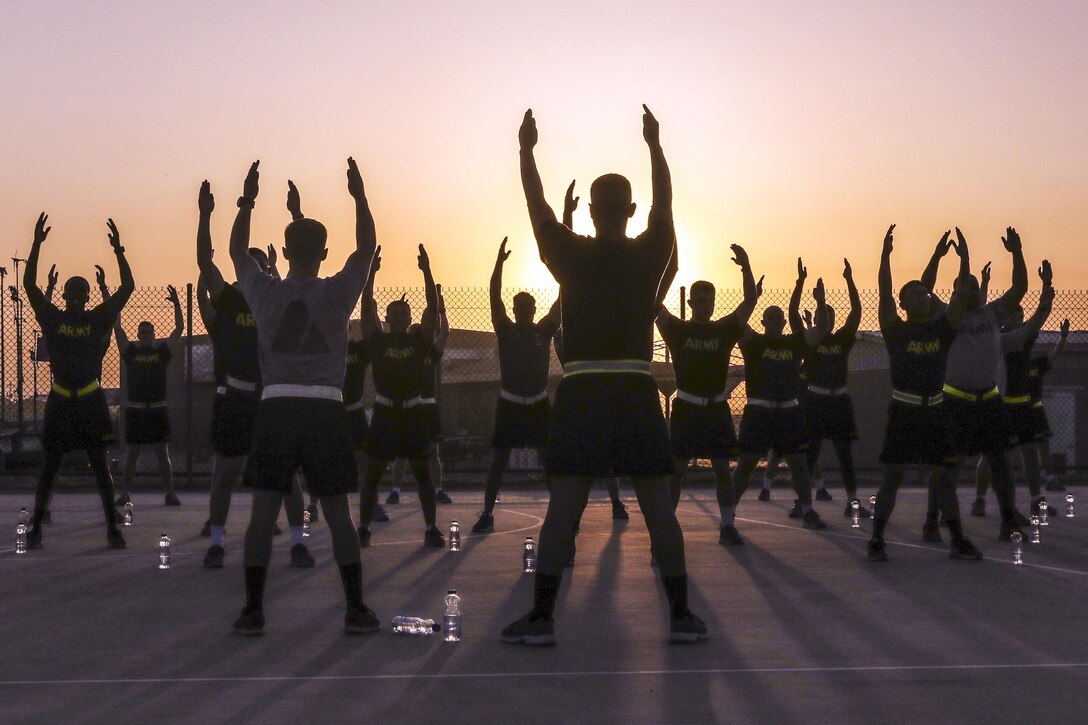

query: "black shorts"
left=42, top=389, right=114, bottom=454
left=669, top=399, right=737, bottom=458
left=492, top=397, right=550, bottom=449
left=125, top=405, right=170, bottom=445
left=211, top=392, right=259, bottom=458
left=345, top=407, right=369, bottom=451
left=246, top=398, right=358, bottom=497
left=545, top=373, right=672, bottom=478
left=365, top=404, right=432, bottom=461
left=879, top=402, right=956, bottom=466
left=1029, top=403, right=1052, bottom=440
left=945, top=394, right=1017, bottom=456
left=420, top=403, right=442, bottom=441
left=804, top=392, right=857, bottom=441
left=737, top=404, right=808, bottom=456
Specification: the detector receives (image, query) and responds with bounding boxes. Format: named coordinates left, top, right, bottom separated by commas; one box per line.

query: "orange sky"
left=1, top=1, right=1085, bottom=296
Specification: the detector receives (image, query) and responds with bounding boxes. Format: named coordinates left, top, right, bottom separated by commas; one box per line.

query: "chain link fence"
left=0, top=282, right=1083, bottom=480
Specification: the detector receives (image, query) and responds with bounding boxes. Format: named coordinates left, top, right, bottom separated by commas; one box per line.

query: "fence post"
left=186, top=283, right=193, bottom=487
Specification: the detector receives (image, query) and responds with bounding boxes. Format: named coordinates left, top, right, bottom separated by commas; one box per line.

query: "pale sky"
left=1, top=1, right=1085, bottom=295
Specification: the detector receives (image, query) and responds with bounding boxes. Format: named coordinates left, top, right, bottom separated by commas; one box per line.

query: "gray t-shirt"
left=238, top=252, right=368, bottom=388
left=944, top=300, right=1011, bottom=391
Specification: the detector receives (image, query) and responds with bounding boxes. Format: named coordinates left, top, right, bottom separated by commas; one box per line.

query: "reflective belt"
left=127, top=400, right=167, bottom=410
left=1033, top=400, right=1044, bottom=409
left=51, top=380, right=101, bottom=398
left=262, top=384, right=343, bottom=402
left=747, top=398, right=800, bottom=409
left=374, top=394, right=421, bottom=409
left=419, top=397, right=437, bottom=406
left=807, top=385, right=848, bottom=396
left=501, top=390, right=549, bottom=405
left=216, top=386, right=227, bottom=395
left=225, top=375, right=258, bottom=392
left=1003, top=394, right=1032, bottom=405
left=943, top=384, right=999, bottom=403
left=891, top=389, right=943, bottom=406
left=345, top=400, right=366, bottom=412
left=563, top=359, right=652, bottom=378
left=676, top=389, right=729, bottom=406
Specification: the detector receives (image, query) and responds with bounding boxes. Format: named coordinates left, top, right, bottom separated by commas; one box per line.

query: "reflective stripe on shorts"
left=563, top=359, right=652, bottom=377
left=892, top=389, right=944, bottom=406
left=500, top=389, right=548, bottom=405
left=943, top=384, right=999, bottom=403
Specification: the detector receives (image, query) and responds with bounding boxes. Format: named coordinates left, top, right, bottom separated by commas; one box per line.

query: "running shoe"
left=423, top=527, right=445, bottom=548
left=815, top=488, right=833, bottom=502
left=344, top=606, right=380, bottom=635
left=949, top=538, right=984, bottom=560
left=290, top=543, right=315, bottom=568
left=471, top=512, right=495, bottom=534
left=801, top=509, right=826, bottom=530
left=385, top=491, right=400, bottom=505
left=27, top=528, right=43, bottom=550
left=435, top=490, right=454, bottom=504
left=718, top=525, right=744, bottom=546
left=372, top=504, right=390, bottom=523
left=757, top=488, right=771, bottom=502
left=669, top=610, right=708, bottom=643
left=970, top=498, right=986, bottom=517
left=203, top=544, right=225, bottom=569
left=788, top=499, right=803, bottom=518
left=164, top=492, right=181, bottom=506
left=612, top=501, right=629, bottom=520
left=867, top=539, right=888, bottom=562
left=922, top=520, right=942, bottom=543
left=114, top=491, right=131, bottom=507
left=844, top=500, right=870, bottom=518
left=232, top=607, right=264, bottom=636
left=107, top=529, right=127, bottom=549
left=357, top=526, right=371, bottom=548
left=306, top=503, right=320, bottom=523
left=501, top=611, right=556, bottom=646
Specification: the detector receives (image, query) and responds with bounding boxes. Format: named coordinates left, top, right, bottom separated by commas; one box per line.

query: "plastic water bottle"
left=302, top=509, right=311, bottom=538
left=443, top=589, right=462, bottom=642
left=1038, top=498, right=1049, bottom=527
left=123, top=502, right=134, bottom=526
left=1029, top=516, right=1041, bottom=544
left=449, top=520, right=461, bottom=552
left=850, top=500, right=860, bottom=528
left=1066, top=493, right=1075, bottom=518
left=15, top=508, right=29, bottom=555
left=1010, top=531, right=1023, bottom=565
left=523, top=536, right=537, bottom=573
left=392, top=616, right=440, bottom=635
left=158, top=533, right=172, bottom=569
left=868, top=495, right=877, bottom=520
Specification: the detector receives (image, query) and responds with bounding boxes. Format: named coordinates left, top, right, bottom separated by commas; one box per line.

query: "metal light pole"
left=0, top=265, right=7, bottom=425
left=10, top=257, right=26, bottom=439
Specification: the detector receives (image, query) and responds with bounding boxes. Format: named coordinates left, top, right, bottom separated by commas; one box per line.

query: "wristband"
left=237, top=196, right=256, bottom=209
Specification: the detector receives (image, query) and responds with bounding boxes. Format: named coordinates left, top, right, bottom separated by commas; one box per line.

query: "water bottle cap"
left=447, top=588, right=456, bottom=594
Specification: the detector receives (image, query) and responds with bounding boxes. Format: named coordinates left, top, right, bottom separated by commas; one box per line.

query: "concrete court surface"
left=1, top=484, right=1086, bottom=724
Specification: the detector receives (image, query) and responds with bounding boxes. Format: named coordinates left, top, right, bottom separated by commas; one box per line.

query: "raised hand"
left=417, top=243, right=431, bottom=271
left=802, top=309, right=813, bottom=328
left=813, top=277, right=826, bottom=305
left=981, top=261, right=992, bottom=286
left=519, top=109, right=537, bottom=150
left=755, top=275, right=765, bottom=298
left=934, top=229, right=952, bottom=257
left=882, top=223, right=895, bottom=255
left=497, top=237, right=511, bottom=264
left=563, top=180, right=579, bottom=216
left=95, top=265, right=106, bottom=288
left=166, top=285, right=179, bottom=304
left=953, top=227, right=969, bottom=258
left=266, top=244, right=277, bottom=268
left=287, top=180, right=302, bottom=218
left=199, top=180, right=215, bottom=214
left=346, top=157, right=364, bottom=200
left=1002, top=226, right=1021, bottom=253
left=371, top=245, right=382, bottom=273
left=1039, top=259, right=1053, bottom=286
left=107, top=218, right=123, bottom=253
left=730, top=244, right=750, bottom=268
left=796, top=257, right=807, bottom=283
left=1060, top=318, right=1070, bottom=336
left=843, top=258, right=854, bottom=282
left=1040, top=285, right=1056, bottom=305
left=47, top=265, right=58, bottom=289
left=642, top=104, right=660, bottom=147
left=242, top=161, right=260, bottom=201
left=34, top=213, right=51, bottom=245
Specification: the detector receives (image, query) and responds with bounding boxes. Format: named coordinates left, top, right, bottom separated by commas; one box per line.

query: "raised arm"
left=789, top=257, right=807, bottom=332
left=196, top=274, right=215, bottom=329
left=878, top=224, right=900, bottom=329
left=979, top=261, right=991, bottom=305
left=44, top=265, right=58, bottom=304
left=921, top=230, right=953, bottom=294
left=229, top=161, right=262, bottom=279
left=359, top=246, right=381, bottom=339
left=519, top=110, right=559, bottom=248
left=540, top=296, right=562, bottom=335
left=655, top=235, right=678, bottom=309
left=287, top=179, right=303, bottom=222
left=24, top=213, right=51, bottom=315
left=804, top=279, right=831, bottom=346
left=945, top=236, right=971, bottom=328
left=165, top=284, right=183, bottom=345
left=101, top=218, right=135, bottom=318
left=995, top=226, right=1027, bottom=313
left=346, top=157, right=377, bottom=259
left=417, top=244, right=438, bottom=341
left=729, top=244, right=761, bottom=326
left=95, top=265, right=108, bottom=302
left=643, top=105, right=672, bottom=221
left=1049, top=318, right=1070, bottom=363
left=842, top=258, right=862, bottom=335
left=490, top=237, right=512, bottom=328
left=113, top=316, right=130, bottom=353
left=196, top=180, right=227, bottom=300
left=562, top=180, right=579, bottom=230
left=434, top=285, right=450, bottom=351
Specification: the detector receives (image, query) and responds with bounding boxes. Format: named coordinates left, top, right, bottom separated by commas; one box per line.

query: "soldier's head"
left=247, top=247, right=271, bottom=273
left=953, top=274, right=981, bottom=309
left=512, top=292, right=537, bottom=324
left=282, top=218, right=328, bottom=272
left=62, top=277, right=90, bottom=310
left=385, top=300, right=412, bottom=334
left=137, top=321, right=155, bottom=346
left=898, top=280, right=932, bottom=317
left=762, top=305, right=786, bottom=336
left=688, top=281, right=715, bottom=323
left=589, top=174, right=636, bottom=235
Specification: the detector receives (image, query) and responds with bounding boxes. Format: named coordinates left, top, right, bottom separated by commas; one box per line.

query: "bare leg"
left=410, top=458, right=437, bottom=528
left=631, top=476, right=686, bottom=577
left=122, top=445, right=140, bottom=492
left=483, top=448, right=511, bottom=515
left=358, top=458, right=389, bottom=528
left=732, top=453, right=761, bottom=505
left=153, top=442, right=173, bottom=494
left=670, top=456, right=688, bottom=510
left=244, top=490, right=284, bottom=567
